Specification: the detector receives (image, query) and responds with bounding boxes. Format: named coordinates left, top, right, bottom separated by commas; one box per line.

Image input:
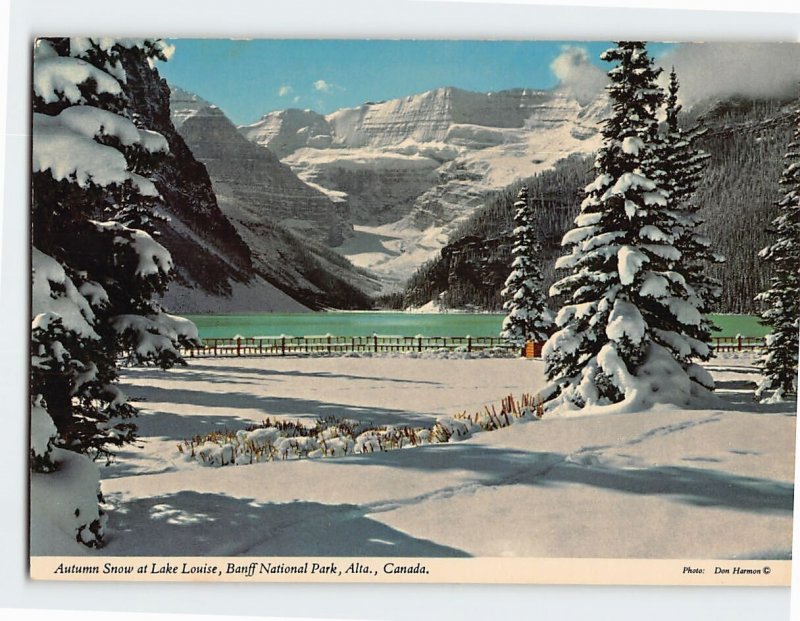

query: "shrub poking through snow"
left=544, top=42, right=714, bottom=413
left=755, top=103, right=800, bottom=403
left=500, top=186, right=553, bottom=350
left=179, top=394, right=544, bottom=467
left=31, top=37, right=195, bottom=549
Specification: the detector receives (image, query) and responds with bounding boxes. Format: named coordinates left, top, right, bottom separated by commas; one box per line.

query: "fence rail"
left=180, top=334, right=767, bottom=358
left=183, top=335, right=518, bottom=358
left=711, top=336, right=766, bottom=352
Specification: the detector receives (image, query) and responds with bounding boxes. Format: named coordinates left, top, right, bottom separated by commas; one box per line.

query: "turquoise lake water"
left=184, top=312, right=768, bottom=340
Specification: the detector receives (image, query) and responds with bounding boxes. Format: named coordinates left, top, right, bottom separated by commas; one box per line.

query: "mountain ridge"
left=168, top=85, right=381, bottom=310
left=399, top=96, right=798, bottom=314
left=238, top=85, right=609, bottom=292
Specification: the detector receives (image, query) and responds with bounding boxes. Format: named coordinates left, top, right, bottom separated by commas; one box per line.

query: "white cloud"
left=660, top=43, right=800, bottom=106
left=313, top=79, right=344, bottom=94
left=313, top=79, right=332, bottom=92
left=277, top=85, right=293, bottom=97
left=550, top=43, right=800, bottom=109
left=550, top=46, right=608, bottom=105
left=293, top=95, right=301, bottom=103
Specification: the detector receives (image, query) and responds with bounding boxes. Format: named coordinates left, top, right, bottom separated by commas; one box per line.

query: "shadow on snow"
left=712, top=379, right=798, bottom=415
left=125, top=363, right=443, bottom=386
left=326, top=443, right=794, bottom=515
left=99, top=491, right=469, bottom=558
left=123, top=384, right=438, bottom=435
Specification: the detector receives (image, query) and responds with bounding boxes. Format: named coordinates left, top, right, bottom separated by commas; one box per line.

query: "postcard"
left=29, top=37, right=798, bottom=586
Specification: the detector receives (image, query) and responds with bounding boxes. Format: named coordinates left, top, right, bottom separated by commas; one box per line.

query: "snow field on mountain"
left=236, top=86, right=608, bottom=291
left=75, top=354, right=797, bottom=559
left=331, top=115, right=604, bottom=289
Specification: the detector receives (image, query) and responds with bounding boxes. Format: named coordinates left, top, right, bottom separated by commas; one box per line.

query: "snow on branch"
left=32, top=247, right=98, bottom=339
left=33, top=112, right=158, bottom=196
left=34, top=56, right=122, bottom=105
left=57, top=106, right=169, bottom=153
left=91, top=220, right=173, bottom=278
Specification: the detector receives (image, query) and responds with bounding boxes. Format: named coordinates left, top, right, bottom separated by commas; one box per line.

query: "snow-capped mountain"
left=240, top=86, right=608, bottom=291
left=118, top=54, right=298, bottom=312
left=105, top=56, right=376, bottom=313
left=402, top=96, right=799, bottom=314
left=168, top=87, right=380, bottom=309
left=170, top=87, right=352, bottom=246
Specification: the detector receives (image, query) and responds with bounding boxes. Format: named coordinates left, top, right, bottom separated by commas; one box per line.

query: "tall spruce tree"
left=31, top=37, right=198, bottom=548
left=657, top=69, right=723, bottom=361
left=543, top=42, right=712, bottom=411
left=754, top=104, right=800, bottom=402
left=500, top=186, right=553, bottom=350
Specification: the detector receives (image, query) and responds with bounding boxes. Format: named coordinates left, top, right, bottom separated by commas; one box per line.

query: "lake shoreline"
left=182, top=312, right=768, bottom=340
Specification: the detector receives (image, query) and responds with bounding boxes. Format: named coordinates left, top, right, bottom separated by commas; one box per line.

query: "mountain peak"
left=168, top=84, right=217, bottom=129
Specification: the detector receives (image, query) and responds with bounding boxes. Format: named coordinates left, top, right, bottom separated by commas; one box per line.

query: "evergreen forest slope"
left=401, top=97, right=796, bottom=314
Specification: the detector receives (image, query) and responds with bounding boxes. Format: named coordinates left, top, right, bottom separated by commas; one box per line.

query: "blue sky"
left=157, top=40, right=675, bottom=125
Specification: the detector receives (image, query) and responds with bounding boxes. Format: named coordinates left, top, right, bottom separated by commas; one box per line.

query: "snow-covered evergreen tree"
left=657, top=69, right=723, bottom=359
left=755, top=104, right=800, bottom=402
left=500, top=186, right=552, bottom=349
left=31, top=37, right=199, bottom=548
left=543, top=42, right=713, bottom=413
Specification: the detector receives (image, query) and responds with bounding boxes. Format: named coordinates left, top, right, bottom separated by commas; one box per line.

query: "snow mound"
left=30, top=448, right=106, bottom=554
left=547, top=342, right=719, bottom=417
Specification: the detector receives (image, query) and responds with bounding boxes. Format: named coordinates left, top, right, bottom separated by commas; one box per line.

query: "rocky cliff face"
left=171, top=88, right=352, bottom=246
left=241, top=86, right=607, bottom=291
left=241, top=87, right=590, bottom=151
left=284, top=148, right=441, bottom=225
left=120, top=53, right=256, bottom=302
left=117, top=62, right=375, bottom=312
left=168, top=87, right=379, bottom=309
left=240, top=108, right=333, bottom=159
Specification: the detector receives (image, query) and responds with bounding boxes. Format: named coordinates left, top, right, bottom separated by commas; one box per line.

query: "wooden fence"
left=183, top=335, right=518, bottom=358
left=180, top=334, right=766, bottom=358
left=711, top=336, right=766, bottom=352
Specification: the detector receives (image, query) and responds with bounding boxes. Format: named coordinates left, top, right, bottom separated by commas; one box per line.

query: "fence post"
left=467, top=336, right=472, bottom=353
left=374, top=334, right=378, bottom=353
left=418, top=336, right=422, bottom=352
left=281, top=336, right=286, bottom=356
left=236, top=337, right=241, bottom=357
left=737, top=335, right=742, bottom=351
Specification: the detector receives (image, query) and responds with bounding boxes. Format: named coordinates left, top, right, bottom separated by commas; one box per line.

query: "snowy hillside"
left=39, top=353, right=794, bottom=559
left=171, top=87, right=353, bottom=247
left=96, top=55, right=322, bottom=313
left=401, top=97, right=798, bottom=313
left=168, top=86, right=380, bottom=310
left=240, top=87, right=607, bottom=291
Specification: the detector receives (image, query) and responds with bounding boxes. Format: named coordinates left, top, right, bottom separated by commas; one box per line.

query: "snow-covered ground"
left=72, top=354, right=795, bottom=559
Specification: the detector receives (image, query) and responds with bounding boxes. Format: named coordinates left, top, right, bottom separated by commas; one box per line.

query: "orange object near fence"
left=524, top=341, right=543, bottom=359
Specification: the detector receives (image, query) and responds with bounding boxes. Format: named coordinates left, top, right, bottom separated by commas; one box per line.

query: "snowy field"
left=77, top=354, right=796, bottom=559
